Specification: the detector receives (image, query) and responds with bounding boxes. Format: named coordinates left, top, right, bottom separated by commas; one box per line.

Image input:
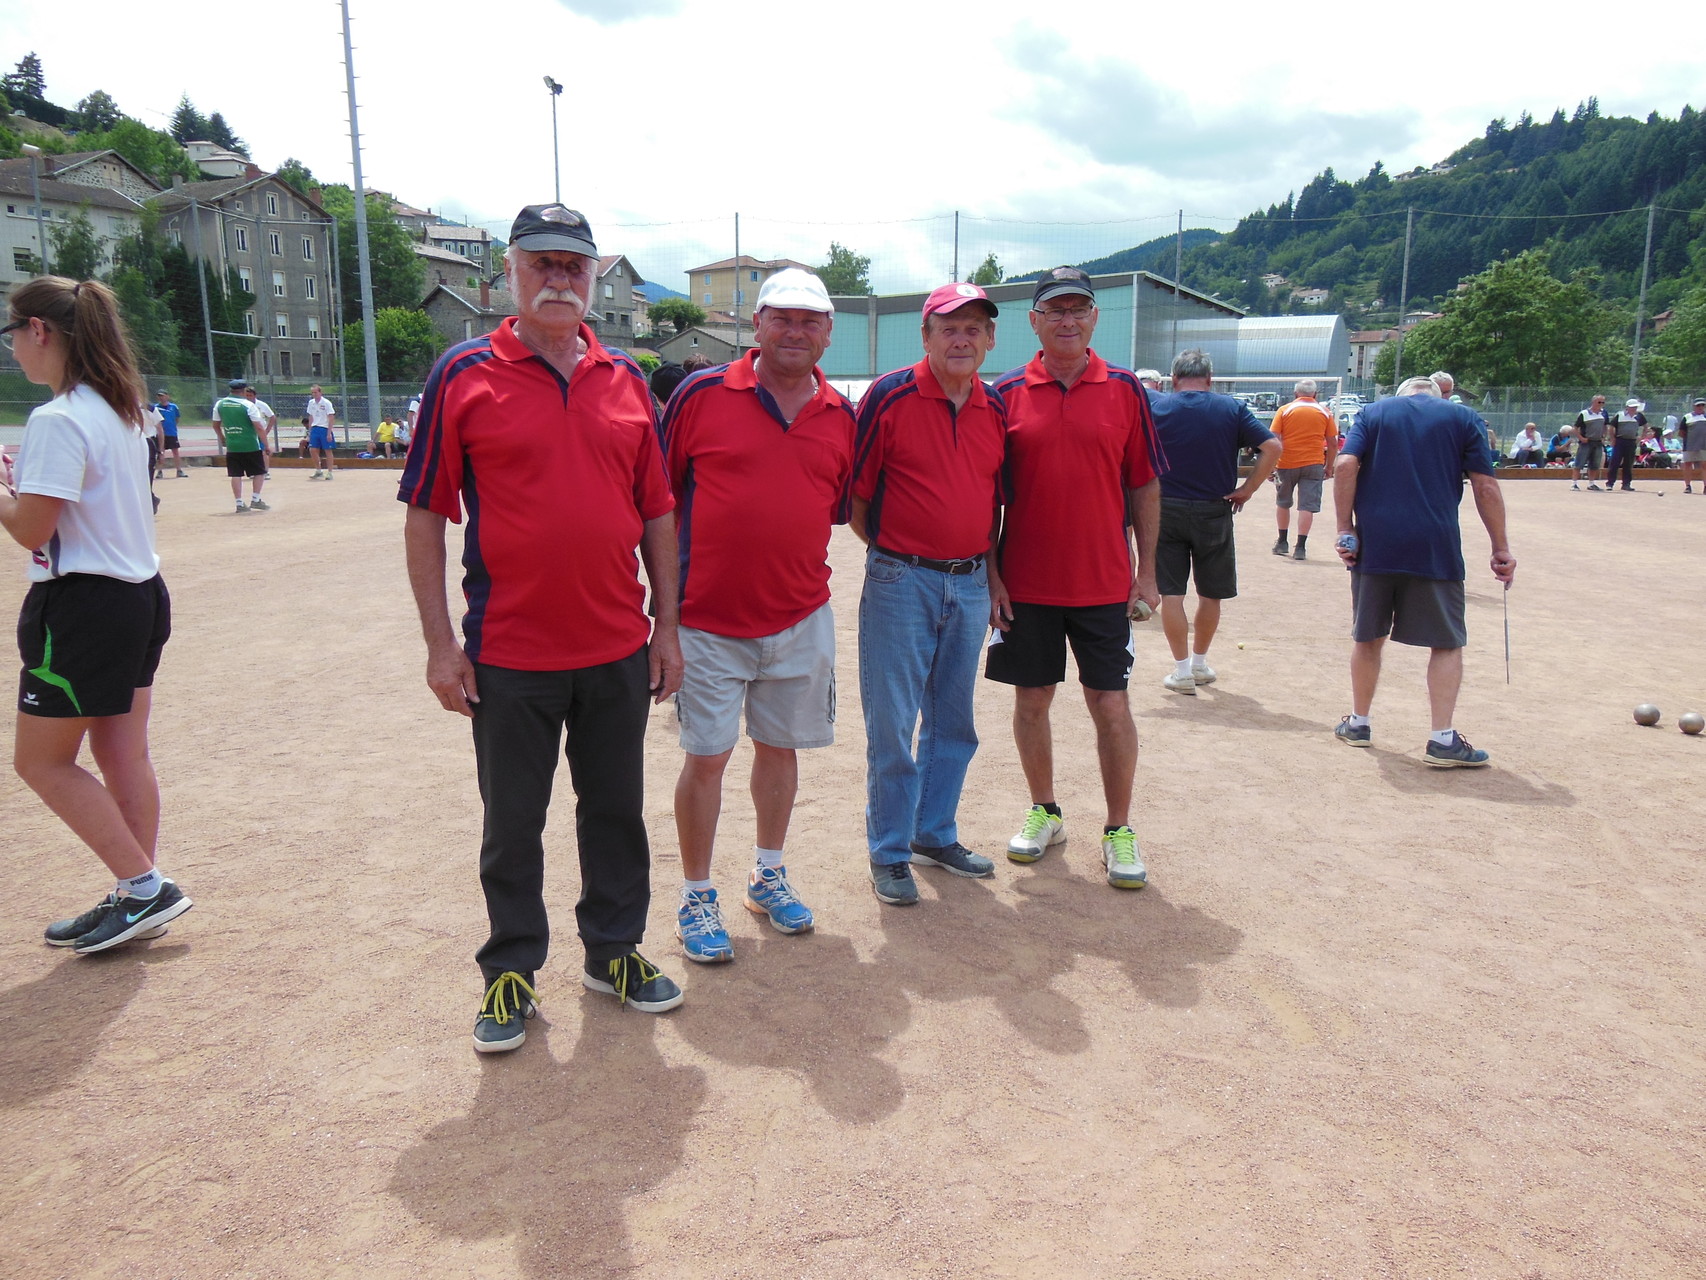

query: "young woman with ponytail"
left=0, top=276, right=193, bottom=952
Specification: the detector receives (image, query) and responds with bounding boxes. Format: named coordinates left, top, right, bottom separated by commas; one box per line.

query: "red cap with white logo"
left=922, top=282, right=999, bottom=320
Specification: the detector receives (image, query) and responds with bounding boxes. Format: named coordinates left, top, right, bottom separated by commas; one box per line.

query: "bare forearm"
left=1469, top=474, right=1510, bottom=551
left=1249, top=440, right=1283, bottom=487
left=850, top=496, right=871, bottom=545
left=403, top=506, right=458, bottom=650
left=1334, top=457, right=1360, bottom=530
left=639, top=513, right=679, bottom=628
left=1127, top=480, right=1160, bottom=578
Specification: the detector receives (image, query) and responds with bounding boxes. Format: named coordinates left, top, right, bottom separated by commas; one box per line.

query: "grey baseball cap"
left=508, top=204, right=598, bottom=257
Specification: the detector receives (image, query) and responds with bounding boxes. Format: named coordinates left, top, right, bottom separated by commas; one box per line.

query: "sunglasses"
left=1, top=317, right=30, bottom=351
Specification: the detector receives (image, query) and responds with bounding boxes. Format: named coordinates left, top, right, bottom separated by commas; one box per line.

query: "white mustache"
left=535, top=287, right=583, bottom=304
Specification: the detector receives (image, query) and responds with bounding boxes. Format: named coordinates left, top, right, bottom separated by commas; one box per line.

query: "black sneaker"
left=582, top=952, right=683, bottom=1012
left=473, top=971, right=538, bottom=1053
left=870, top=860, right=919, bottom=905
left=72, top=881, right=193, bottom=953
left=1334, top=715, right=1372, bottom=747
left=909, top=841, right=994, bottom=878
left=44, top=891, right=169, bottom=947
left=1292, top=544, right=1307, bottom=560
left=1423, top=731, right=1490, bottom=768
left=1272, top=537, right=1289, bottom=556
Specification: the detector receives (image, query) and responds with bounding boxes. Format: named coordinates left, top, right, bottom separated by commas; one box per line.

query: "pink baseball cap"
left=922, top=282, right=998, bottom=320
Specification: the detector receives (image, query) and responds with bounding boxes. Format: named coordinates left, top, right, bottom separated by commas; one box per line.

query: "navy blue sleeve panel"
left=397, top=336, right=497, bottom=517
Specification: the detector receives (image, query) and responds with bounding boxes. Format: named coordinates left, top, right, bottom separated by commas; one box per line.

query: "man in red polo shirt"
left=852, top=283, right=1006, bottom=906
left=987, top=266, right=1165, bottom=891
left=401, top=203, right=687, bottom=1052
left=659, top=268, right=855, bottom=963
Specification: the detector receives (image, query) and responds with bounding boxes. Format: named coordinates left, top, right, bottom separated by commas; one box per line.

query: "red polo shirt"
left=992, top=351, right=1166, bottom=606
left=661, top=352, right=855, bottom=638
left=852, top=358, right=1006, bottom=560
left=399, top=318, right=673, bottom=670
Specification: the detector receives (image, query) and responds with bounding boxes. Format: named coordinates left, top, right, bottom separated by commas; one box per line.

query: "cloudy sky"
left=5, top=0, right=1698, bottom=293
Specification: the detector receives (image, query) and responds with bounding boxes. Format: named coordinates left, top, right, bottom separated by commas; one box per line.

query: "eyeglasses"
left=1, top=318, right=27, bottom=351
left=1034, top=305, right=1093, bottom=323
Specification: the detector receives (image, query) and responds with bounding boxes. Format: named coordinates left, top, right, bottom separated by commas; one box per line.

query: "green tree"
left=158, top=246, right=257, bottom=376
left=967, top=253, right=1003, bottom=286
left=109, top=266, right=181, bottom=375
left=76, top=118, right=195, bottom=183
left=320, top=184, right=427, bottom=321
left=819, top=242, right=872, bottom=295
left=48, top=209, right=103, bottom=281
left=206, top=112, right=247, bottom=157
left=276, top=157, right=316, bottom=195
left=74, top=90, right=123, bottom=132
left=1644, top=286, right=1706, bottom=384
left=5, top=53, right=46, bottom=101
left=632, top=350, right=661, bottom=374
left=341, top=309, right=443, bottom=381
left=648, top=297, right=706, bottom=334
left=169, top=95, right=210, bottom=143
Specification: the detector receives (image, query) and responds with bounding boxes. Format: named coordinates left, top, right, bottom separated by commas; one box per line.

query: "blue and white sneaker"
left=676, top=887, right=734, bottom=963
left=1423, top=731, right=1491, bottom=768
left=744, top=865, right=814, bottom=934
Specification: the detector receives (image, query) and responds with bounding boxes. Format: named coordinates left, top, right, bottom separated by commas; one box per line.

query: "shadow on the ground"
left=1147, top=685, right=1323, bottom=734
left=1371, top=748, right=1575, bottom=806
left=388, top=1011, right=704, bottom=1278
left=0, top=939, right=186, bottom=1107
left=668, top=930, right=911, bottom=1124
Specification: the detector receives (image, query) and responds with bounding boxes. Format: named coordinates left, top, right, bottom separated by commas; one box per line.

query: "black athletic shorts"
left=162, top=434, right=180, bottom=449
left=226, top=449, right=267, bottom=478
left=1156, top=498, right=1238, bottom=599
left=985, top=601, right=1133, bottom=690
left=17, top=573, right=171, bottom=718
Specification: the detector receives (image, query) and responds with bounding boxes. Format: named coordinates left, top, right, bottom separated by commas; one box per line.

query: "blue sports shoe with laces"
left=676, top=887, right=734, bottom=963
left=744, top=865, right=814, bottom=934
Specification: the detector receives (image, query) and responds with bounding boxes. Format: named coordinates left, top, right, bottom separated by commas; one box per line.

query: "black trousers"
left=470, top=648, right=653, bottom=980
left=1608, top=438, right=1637, bottom=487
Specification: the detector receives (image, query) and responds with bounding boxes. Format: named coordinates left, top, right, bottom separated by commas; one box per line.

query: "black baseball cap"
left=1033, top=266, right=1095, bottom=308
left=508, top=204, right=598, bottom=257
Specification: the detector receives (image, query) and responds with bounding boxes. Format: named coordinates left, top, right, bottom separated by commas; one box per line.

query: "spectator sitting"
left=1510, top=423, right=1544, bottom=466
left=1638, top=431, right=1673, bottom=467
left=1545, top=428, right=1575, bottom=464
left=298, top=415, right=314, bottom=459
left=374, top=415, right=398, bottom=459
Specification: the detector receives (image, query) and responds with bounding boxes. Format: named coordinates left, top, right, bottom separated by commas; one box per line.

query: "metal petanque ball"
left=1633, top=704, right=1661, bottom=726
left=1680, top=712, right=1705, bottom=735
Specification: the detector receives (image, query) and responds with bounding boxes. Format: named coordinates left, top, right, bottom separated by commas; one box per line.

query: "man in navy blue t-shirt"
left=1332, top=376, right=1516, bottom=766
left=1148, top=349, right=1280, bottom=695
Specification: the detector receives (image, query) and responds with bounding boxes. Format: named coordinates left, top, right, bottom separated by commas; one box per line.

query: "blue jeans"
left=858, top=547, right=989, bottom=864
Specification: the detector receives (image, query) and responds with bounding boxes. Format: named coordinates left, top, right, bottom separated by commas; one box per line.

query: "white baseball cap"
left=1625, top=397, right=1642, bottom=408
left=755, top=268, right=833, bottom=313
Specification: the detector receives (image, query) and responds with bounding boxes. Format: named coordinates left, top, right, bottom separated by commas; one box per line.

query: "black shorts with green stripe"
left=16, top=573, right=171, bottom=718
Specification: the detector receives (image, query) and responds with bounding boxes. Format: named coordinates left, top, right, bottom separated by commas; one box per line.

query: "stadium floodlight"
left=543, top=77, right=564, bottom=202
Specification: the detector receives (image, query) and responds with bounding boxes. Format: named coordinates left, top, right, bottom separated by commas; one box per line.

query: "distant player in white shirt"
left=305, top=384, right=339, bottom=480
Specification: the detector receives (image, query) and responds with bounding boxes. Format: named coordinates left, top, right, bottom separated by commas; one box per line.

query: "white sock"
left=754, top=846, right=785, bottom=870
left=119, top=868, right=162, bottom=898
left=683, top=878, right=712, bottom=895
left=1174, top=658, right=1193, bottom=678
left=1348, top=714, right=1370, bottom=728
left=1191, top=652, right=1210, bottom=669
left=1430, top=728, right=1456, bottom=746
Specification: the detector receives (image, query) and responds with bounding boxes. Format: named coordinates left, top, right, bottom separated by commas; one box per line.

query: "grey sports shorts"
left=1575, top=440, right=1605, bottom=469
left=1274, top=464, right=1325, bottom=512
left=675, top=602, right=836, bottom=755
left=1350, top=572, right=1467, bottom=648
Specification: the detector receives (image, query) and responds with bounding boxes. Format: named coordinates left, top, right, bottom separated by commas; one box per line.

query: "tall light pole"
left=20, top=143, right=49, bottom=275
left=341, top=0, right=383, bottom=435
left=543, top=77, right=563, bottom=202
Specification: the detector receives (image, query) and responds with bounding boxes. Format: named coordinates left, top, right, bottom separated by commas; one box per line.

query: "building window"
left=243, top=311, right=256, bottom=335
left=703, top=293, right=711, bottom=305
left=234, top=199, right=244, bottom=213
left=604, top=283, right=614, bottom=299
left=304, top=275, right=317, bottom=299
left=750, top=270, right=758, bottom=282
left=300, top=211, right=311, bottom=221
left=168, top=226, right=182, bottom=244
left=109, top=216, right=125, bottom=233
left=238, top=267, right=252, bottom=292
left=235, top=226, right=249, bottom=252
left=311, top=351, right=322, bottom=375
left=272, top=271, right=286, bottom=297
left=463, top=319, right=473, bottom=340
left=267, top=193, right=279, bottom=217
left=605, top=311, right=615, bottom=323
left=12, top=247, right=33, bottom=272
left=268, top=231, right=282, bottom=256
left=470, top=243, right=483, bottom=257
left=275, top=314, right=289, bottom=338
left=703, top=273, right=711, bottom=284
left=736, top=289, right=745, bottom=305
left=302, top=236, right=315, bottom=261
left=279, top=350, right=292, bottom=377
left=307, top=316, right=320, bottom=338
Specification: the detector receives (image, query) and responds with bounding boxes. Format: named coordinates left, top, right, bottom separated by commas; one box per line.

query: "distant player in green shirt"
left=212, top=378, right=272, bottom=513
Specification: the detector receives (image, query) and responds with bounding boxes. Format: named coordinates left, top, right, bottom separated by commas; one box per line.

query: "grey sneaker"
left=473, top=971, right=537, bottom=1053
left=1292, top=544, right=1307, bottom=561
left=870, top=861, right=919, bottom=905
left=1423, top=731, right=1490, bottom=768
left=1335, top=716, right=1372, bottom=747
left=234, top=501, right=249, bottom=514
left=1102, top=826, right=1147, bottom=890
left=248, top=496, right=270, bottom=511
left=581, top=952, right=683, bottom=1012
left=44, top=891, right=168, bottom=947
left=1272, top=537, right=1290, bottom=556
left=909, top=841, right=994, bottom=878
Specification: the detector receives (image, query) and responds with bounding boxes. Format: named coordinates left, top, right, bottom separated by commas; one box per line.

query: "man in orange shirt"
left=1270, top=379, right=1338, bottom=561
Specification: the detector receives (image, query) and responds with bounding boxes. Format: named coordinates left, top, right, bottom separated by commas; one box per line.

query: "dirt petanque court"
left=2, top=469, right=1703, bottom=1279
